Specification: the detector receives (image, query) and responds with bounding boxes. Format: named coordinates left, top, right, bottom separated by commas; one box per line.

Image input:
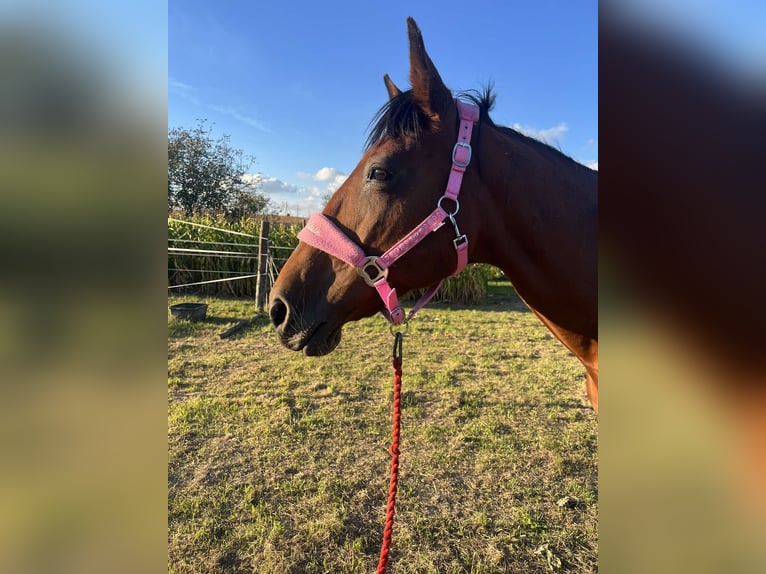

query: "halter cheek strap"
left=297, top=99, right=480, bottom=325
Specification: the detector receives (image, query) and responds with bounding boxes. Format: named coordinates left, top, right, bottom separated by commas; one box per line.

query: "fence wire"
left=168, top=218, right=298, bottom=297
left=168, top=274, right=259, bottom=290
left=168, top=247, right=258, bottom=258
left=169, top=238, right=260, bottom=248
left=168, top=217, right=259, bottom=239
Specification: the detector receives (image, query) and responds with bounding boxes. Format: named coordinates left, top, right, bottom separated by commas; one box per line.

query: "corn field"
left=414, top=263, right=494, bottom=304
left=168, top=214, right=302, bottom=298
left=168, top=214, right=498, bottom=303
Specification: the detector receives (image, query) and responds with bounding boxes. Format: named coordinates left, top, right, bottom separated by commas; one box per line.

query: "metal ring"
left=437, top=196, right=460, bottom=217
left=389, top=321, right=409, bottom=337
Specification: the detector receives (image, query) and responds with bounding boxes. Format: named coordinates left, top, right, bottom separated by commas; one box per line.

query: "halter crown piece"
left=297, top=99, right=480, bottom=325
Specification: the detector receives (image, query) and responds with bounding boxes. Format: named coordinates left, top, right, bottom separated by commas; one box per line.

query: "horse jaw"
left=298, top=323, right=343, bottom=357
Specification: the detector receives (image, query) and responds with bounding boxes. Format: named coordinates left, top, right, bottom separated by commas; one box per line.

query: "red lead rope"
left=376, top=332, right=404, bottom=574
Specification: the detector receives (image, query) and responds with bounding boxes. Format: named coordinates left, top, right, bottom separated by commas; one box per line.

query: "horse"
left=269, top=17, right=598, bottom=412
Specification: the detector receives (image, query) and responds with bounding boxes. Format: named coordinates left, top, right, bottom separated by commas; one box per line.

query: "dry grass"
left=168, top=283, right=597, bottom=573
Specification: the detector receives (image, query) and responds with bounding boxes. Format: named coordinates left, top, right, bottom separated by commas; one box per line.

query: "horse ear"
left=406, top=17, right=452, bottom=118
left=383, top=73, right=401, bottom=100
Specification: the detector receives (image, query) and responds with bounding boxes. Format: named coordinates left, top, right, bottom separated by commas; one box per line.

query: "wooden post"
left=255, top=220, right=270, bottom=313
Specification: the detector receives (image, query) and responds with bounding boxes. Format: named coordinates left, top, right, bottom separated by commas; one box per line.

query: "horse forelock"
left=365, top=86, right=497, bottom=151
left=365, top=90, right=431, bottom=150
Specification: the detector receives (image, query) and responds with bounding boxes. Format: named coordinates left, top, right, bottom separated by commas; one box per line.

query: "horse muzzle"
left=269, top=292, right=343, bottom=356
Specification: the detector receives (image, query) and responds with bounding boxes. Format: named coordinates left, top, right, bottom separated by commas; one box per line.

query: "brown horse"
left=269, top=18, right=598, bottom=411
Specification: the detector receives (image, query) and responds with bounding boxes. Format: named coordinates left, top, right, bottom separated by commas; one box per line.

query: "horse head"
left=269, top=18, right=481, bottom=355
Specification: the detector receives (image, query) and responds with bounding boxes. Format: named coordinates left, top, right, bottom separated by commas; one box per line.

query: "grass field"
left=168, top=282, right=597, bottom=573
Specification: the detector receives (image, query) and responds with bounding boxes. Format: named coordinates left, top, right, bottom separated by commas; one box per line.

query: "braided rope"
left=376, top=332, right=404, bottom=574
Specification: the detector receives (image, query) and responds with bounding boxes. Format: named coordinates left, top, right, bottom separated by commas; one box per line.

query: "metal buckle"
left=453, top=235, right=468, bottom=250
left=452, top=141, right=472, bottom=168
left=357, top=256, right=388, bottom=287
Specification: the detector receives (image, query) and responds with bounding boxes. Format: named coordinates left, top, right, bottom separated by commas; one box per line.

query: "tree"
left=168, top=120, right=270, bottom=216
left=227, top=182, right=272, bottom=220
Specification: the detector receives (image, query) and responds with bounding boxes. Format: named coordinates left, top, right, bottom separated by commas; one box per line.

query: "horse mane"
left=366, top=84, right=585, bottom=168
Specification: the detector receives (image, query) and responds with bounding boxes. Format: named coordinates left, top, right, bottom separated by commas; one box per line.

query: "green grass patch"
left=168, top=284, right=597, bottom=573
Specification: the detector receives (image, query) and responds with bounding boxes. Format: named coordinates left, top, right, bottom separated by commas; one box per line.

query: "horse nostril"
left=269, top=297, right=288, bottom=329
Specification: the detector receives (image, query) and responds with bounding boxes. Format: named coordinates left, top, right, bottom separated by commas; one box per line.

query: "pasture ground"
left=168, top=282, right=597, bottom=573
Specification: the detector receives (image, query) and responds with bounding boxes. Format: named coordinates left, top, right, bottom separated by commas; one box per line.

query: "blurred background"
left=0, top=1, right=166, bottom=572
left=600, top=1, right=766, bottom=572
left=1, top=0, right=764, bottom=572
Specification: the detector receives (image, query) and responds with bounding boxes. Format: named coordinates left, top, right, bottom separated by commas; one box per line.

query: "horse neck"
left=469, top=124, right=598, bottom=332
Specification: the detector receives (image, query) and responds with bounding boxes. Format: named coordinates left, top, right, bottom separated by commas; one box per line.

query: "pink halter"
left=297, top=99, right=480, bottom=325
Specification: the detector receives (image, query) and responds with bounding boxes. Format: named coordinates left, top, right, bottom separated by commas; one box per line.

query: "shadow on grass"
left=168, top=313, right=271, bottom=339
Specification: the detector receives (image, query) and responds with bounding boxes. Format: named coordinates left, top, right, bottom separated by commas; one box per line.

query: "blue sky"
left=169, top=1, right=598, bottom=216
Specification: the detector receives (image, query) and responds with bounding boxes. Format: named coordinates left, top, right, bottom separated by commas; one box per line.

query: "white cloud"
left=241, top=173, right=262, bottom=187
left=314, top=167, right=339, bottom=181
left=587, top=161, right=598, bottom=171
left=246, top=168, right=349, bottom=216
left=311, top=167, right=348, bottom=194
left=169, top=77, right=199, bottom=105
left=511, top=122, right=569, bottom=144
left=168, top=78, right=270, bottom=133
left=259, top=176, right=300, bottom=197
left=169, top=78, right=191, bottom=91
left=209, top=104, right=271, bottom=133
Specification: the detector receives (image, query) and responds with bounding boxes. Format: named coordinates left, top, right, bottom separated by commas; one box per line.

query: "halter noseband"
left=297, top=99, right=480, bottom=325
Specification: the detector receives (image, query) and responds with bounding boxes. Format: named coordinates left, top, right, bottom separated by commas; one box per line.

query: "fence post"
left=255, top=220, right=270, bottom=313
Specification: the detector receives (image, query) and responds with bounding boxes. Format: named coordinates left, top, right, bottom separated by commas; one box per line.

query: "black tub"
left=169, top=303, right=208, bottom=321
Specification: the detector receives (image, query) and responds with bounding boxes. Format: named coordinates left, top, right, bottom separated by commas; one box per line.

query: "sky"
left=169, top=1, right=598, bottom=216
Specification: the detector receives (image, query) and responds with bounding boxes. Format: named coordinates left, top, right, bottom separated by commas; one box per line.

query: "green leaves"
left=168, top=120, right=269, bottom=217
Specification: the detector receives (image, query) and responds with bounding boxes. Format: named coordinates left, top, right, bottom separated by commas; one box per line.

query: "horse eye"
left=368, top=168, right=389, bottom=182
